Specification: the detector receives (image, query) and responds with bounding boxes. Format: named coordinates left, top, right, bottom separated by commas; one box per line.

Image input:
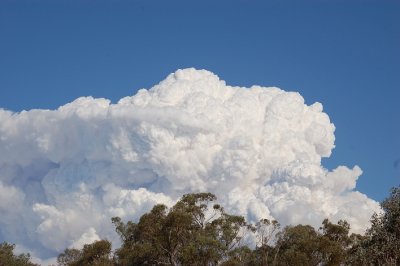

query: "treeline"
left=1, top=187, right=399, bottom=266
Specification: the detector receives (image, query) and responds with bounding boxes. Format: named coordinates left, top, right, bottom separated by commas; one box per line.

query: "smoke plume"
left=0, top=68, right=380, bottom=263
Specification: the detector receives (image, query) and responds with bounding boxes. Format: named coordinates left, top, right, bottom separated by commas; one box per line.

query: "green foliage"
left=221, top=246, right=255, bottom=266
left=348, top=186, right=400, bottom=266
left=251, top=218, right=280, bottom=265
left=276, top=224, right=322, bottom=265
left=57, top=248, right=82, bottom=266
left=273, top=219, right=355, bottom=266
left=57, top=240, right=113, bottom=266
left=0, top=242, right=38, bottom=266
left=46, top=185, right=397, bottom=266
left=112, top=192, right=249, bottom=266
left=319, top=219, right=351, bottom=265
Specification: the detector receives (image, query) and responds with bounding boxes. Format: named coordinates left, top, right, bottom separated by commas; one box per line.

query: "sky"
left=0, top=0, right=399, bottom=263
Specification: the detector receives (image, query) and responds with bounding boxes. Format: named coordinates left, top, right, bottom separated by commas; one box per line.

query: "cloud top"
left=0, top=68, right=380, bottom=261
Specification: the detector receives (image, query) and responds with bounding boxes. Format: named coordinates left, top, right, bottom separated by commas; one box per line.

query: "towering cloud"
left=0, top=68, right=380, bottom=262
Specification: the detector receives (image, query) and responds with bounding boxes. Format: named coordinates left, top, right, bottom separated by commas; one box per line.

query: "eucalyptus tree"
left=350, top=186, right=400, bottom=266
left=112, top=193, right=249, bottom=266
left=57, top=240, right=113, bottom=266
left=0, top=242, right=38, bottom=266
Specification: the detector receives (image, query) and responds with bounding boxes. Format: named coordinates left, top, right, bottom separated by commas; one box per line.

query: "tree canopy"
left=347, top=186, right=400, bottom=266
left=0, top=242, right=38, bottom=266
left=1, top=186, right=399, bottom=266
left=111, top=192, right=248, bottom=266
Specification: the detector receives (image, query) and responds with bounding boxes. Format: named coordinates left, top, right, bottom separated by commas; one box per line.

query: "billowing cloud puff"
left=0, top=68, right=380, bottom=262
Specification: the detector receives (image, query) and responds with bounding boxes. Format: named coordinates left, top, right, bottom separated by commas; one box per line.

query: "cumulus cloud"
left=0, top=68, right=380, bottom=262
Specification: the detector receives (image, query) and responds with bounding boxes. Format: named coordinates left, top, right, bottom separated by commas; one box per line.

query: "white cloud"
left=69, top=227, right=100, bottom=249
left=0, top=68, right=380, bottom=262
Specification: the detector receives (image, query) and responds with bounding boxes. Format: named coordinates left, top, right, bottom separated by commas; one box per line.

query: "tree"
left=350, top=186, right=400, bottom=266
left=273, top=219, right=356, bottom=266
left=57, top=240, right=113, bottom=266
left=52, top=187, right=400, bottom=266
left=251, top=218, right=280, bottom=266
left=0, top=242, right=38, bottom=266
left=319, top=219, right=351, bottom=265
left=345, top=233, right=369, bottom=266
left=275, top=224, right=322, bottom=266
left=112, top=192, right=250, bottom=266
left=220, top=246, right=255, bottom=266
left=57, top=248, right=82, bottom=266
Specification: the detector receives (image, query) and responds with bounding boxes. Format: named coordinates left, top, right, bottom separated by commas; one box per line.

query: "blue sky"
left=0, top=0, right=399, bottom=202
